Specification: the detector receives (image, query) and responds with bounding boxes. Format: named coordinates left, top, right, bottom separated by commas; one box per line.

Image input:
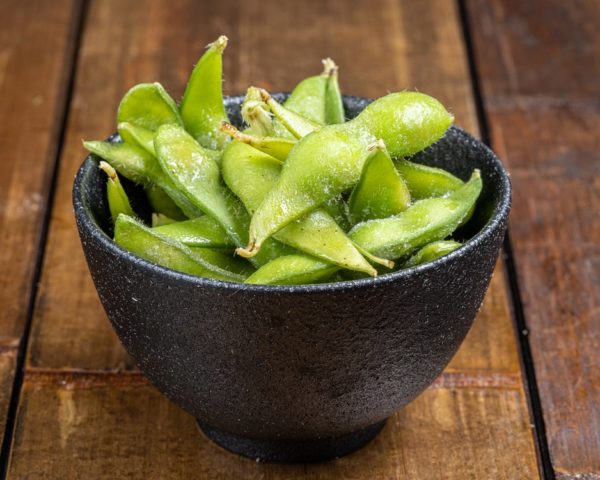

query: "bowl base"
left=196, top=419, right=387, bottom=463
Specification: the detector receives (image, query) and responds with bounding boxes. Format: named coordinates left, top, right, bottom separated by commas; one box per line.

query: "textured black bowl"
left=73, top=94, right=511, bottom=463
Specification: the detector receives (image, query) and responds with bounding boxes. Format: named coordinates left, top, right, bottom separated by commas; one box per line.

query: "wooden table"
left=0, top=1, right=598, bottom=478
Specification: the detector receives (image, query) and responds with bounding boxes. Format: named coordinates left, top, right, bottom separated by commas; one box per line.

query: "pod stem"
left=353, top=242, right=395, bottom=269
left=219, top=121, right=253, bottom=144
left=235, top=240, right=259, bottom=258
left=321, top=57, right=338, bottom=77
left=98, top=160, right=117, bottom=182
left=367, top=139, right=386, bottom=152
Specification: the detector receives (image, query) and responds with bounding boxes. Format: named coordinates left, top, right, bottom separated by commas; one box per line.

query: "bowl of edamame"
left=74, top=36, right=511, bottom=463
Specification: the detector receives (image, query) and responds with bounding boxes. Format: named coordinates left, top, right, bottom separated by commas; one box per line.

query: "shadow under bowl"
left=73, top=94, right=511, bottom=463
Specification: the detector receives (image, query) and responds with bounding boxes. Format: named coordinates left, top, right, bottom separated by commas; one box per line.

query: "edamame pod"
left=153, top=216, right=235, bottom=249
left=187, top=247, right=255, bottom=277
left=180, top=36, right=229, bottom=150
left=114, top=214, right=245, bottom=283
left=118, top=122, right=156, bottom=155
left=117, top=83, right=182, bottom=131
left=323, top=58, right=345, bottom=125
left=145, top=184, right=187, bottom=221
left=394, top=158, right=464, bottom=200
left=348, top=140, right=411, bottom=224
left=260, top=89, right=321, bottom=138
left=321, top=196, right=351, bottom=232
left=99, top=161, right=134, bottom=224
left=221, top=141, right=381, bottom=275
left=243, top=91, right=453, bottom=255
left=284, top=60, right=331, bottom=124
left=83, top=140, right=203, bottom=218
left=152, top=213, right=176, bottom=227
left=153, top=124, right=292, bottom=267
left=349, top=170, right=482, bottom=259
left=245, top=255, right=338, bottom=285
left=154, top=124, right=246, bottom=244
left=404, top=240, right=462, bottom=268
left=220, top=122, right=296, bottom=161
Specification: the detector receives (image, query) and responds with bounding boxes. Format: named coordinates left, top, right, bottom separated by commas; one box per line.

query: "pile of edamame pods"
left=84, top=36, right=482, bottom=285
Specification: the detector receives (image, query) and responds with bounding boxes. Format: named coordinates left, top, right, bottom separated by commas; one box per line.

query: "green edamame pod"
left=321, top=195, right=351, bottom=232
left=284, top=60, right=331, bottom=124
left=241, top=87, right=275, bottom=137
left=152, top=213, right=177, bottom=227
left=99, top=161, right=134, bottom=224
left=260, top=89, right=320, bottom=138
left=394, top=159, right=475, bottom=226
left=114, top=214, right=245, bottom=283
left=153, top=124, right=292, bottom=267
left=187, top=247, right=255, bottom=277
left=220, top=122, right=295, bottom=161
left=118, top=122, right=156, bottom=155
left=83, top=140, right=202, bottom=218
left=221, top=141, right=382, bottom=275
left=117, top=83, right=182, bottom=131
left=348, top=140, right=411, bottom=224
left=243, top=91, right=453, bottom=256
left=323, top=58, right=345, bottom=125
left=145, top=184, right=187, bottom=221
left=154, top=124, right=246, bottom=243
left=403, top=240, right=462, bottom=268
left=180, top=35, right=229, bottom=150
left=245, top=255, right=338, bottom=285
left=394, top=158, right=464, bottom=200
left=153, top=216, right=235, bottom=249
left=349, top=170, right=482, bottom=259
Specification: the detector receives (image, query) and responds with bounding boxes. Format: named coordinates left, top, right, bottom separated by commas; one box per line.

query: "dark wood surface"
left=467, top=1, right=600, bottom=477
left=0, top=0, right=596, bottom=478
left=0, top=0, right=82, bottom=466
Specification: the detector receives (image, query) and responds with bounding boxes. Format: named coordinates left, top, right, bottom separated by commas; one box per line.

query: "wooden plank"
left=0, top=0, right=80, bottom=344
left=465, top=0, right=600, bottom=100
left=467, top=0, right=600, bottom=476
left=0, top=349, right=17, bottom=443
left=6, top=374, right=537, bottom=479
left=488, top=104, right=599, bottom=478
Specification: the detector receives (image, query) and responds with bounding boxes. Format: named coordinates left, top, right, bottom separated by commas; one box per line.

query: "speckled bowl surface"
left=73, top=94, right=511, bottom=462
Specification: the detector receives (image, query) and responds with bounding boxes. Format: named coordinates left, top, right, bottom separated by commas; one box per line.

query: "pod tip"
left=235, top=241, right=260, bottom=258
left=98, top=160, right=117, bottom=180
left=322, top=58, right=338, bottom=77
left=258, top=88, right=271, bottom=102
left=367, top=139, right=386, bottom=152
left=209, top=35, right=228, bottom=52
left=219, top=121, right=253, bottom=144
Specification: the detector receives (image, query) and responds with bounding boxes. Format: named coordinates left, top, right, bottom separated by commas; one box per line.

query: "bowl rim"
left=73, top=94, right=511, bottom=293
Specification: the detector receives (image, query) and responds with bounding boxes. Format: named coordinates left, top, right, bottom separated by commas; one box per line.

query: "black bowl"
left=73, top=95, right=511, bottom=463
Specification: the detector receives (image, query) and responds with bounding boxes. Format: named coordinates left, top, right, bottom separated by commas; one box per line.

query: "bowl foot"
left=196, top=419, right=387, bottom=463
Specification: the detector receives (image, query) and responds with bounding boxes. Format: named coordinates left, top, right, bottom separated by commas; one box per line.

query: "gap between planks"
left=457, top=0, right=553, bottom=478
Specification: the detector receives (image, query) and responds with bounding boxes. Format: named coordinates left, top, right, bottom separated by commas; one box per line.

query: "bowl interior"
left=77, top=94, right=510, bottom=285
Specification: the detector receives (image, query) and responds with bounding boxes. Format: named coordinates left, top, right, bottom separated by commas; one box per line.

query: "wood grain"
left=0, top=0, right=80, bottom=344
left=467, top=0, right=600, bottom=476
left=490, top=104, right=599, bottom=478
left=6, top=376, right=537, bottom=479
left=7, top=0, right=539, bottom=477
left=465, top=0, right=600, bottom=101
left=0, top=0, right=81, bottom=455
